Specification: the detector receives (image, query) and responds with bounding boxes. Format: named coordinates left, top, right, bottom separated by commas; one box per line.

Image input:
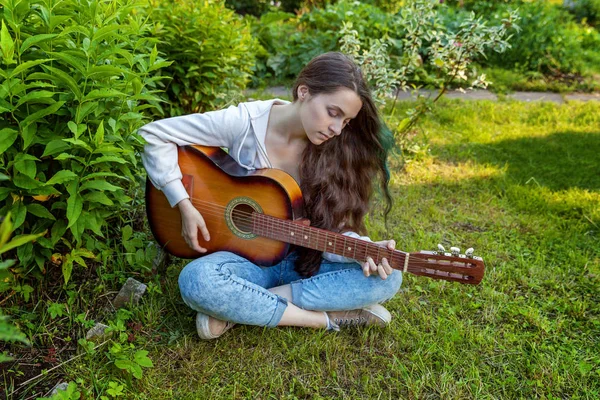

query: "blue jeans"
left=178, top=251, right=402, bottom=327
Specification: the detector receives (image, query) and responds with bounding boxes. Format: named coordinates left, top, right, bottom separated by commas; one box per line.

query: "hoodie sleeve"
left=322, top=231, right=373, bottom=264
left=139, top=104, right=249, bottom=207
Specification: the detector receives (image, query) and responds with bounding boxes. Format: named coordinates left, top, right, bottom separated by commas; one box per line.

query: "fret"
left=302, top=225, right=310, bottom=248
left=352, top=237, right=357, bottom=260
left=376, top=245, right=381, bottom=265
left=363, top=241, right=369, bottom=263
left=324, top=231, right=328, bottom=252
left=291, top=222, right=298, bottom=245
left=333, top=234, right=337, bottom=256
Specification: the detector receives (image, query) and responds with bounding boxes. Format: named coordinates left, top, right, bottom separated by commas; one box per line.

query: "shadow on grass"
left=435, top=131, right=600, bottom=192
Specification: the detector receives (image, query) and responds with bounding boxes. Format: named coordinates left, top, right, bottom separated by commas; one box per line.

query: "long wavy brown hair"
left=293, top=52, right=393, bottom=277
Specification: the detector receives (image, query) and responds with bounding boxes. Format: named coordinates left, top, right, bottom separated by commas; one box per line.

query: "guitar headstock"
left=409, top=244, right=485, bottom=285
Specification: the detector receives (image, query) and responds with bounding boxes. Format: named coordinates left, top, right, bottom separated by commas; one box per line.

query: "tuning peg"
left=450, top=246, right=460, bottom=256
left=465, top=248, right=474, bottom=258
left=437, top=244, right=446, bottom=254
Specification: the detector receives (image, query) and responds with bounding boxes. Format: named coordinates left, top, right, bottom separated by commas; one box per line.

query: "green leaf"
left=1, top=21, right=15, bottom=64
left=11, top=201, right=27, bottom=231
left=0, top=259, right=17, bottom=270
left=134, top=350, right=153, bottom=368
left=72, top=248, right=95, bottom=259
left=0, top=231, right=46, bottom=255
left=89, top=155, right=127, bottom=166
left=20, top=101, right=65, bottom=129
left=0, top=213, right=13, bottom=246
left=18, top=284, right=34, bottom=302
left=54, top=153, right=85, bottom=162
left=47, top=302, right=66, bottom=319
left=45, top=170, right=78, bottom=186
left=81, top=172, right=123, bottom=181
left=149, top=45, right=158, bottom=66
left=51, top=220, right=67, bottom=246
left=66, top=193, right=83, bottom=229
left=122, top=225, right=132, bottom=242
left=67, top=121, right=87, bottom=138
left=85, top=212, right=104, bottom=236
left=9, top=59, right=52, bottom=79
left=0, top=128, right=18, bottom=155
left=62, top=138, right=93, bottom=153
left=26, top=203, right=56, bottom=220
left=76, top=102, right=97, bottom=124
left=62, top=257, right=73, bottom=285
left=80, top=180, right=120, bottom=192
left=91, top=24, right=124, bottom=44
left=43, top=65, right=82, bottom=100
left=82, top=89, right=126, bottom=102
left=83, top=191, right=114, bottom=206
left=42, top=139, right=70, bottom=157
left=21, top=122, right=37, bottom=151
left=46, top=51, right=86, bottom=74
left=19, top=33, right=58, bottom=54
left=148, top=60, right=172, bottom=73
left=13, top=173, right=42, bottom=190
left=15, top=90, right=57, bottom=108
left=397, top=117, right=411, bottom=133
left=85, top=65, right=125, bottom=79
left=94, top=120, right=104, bottom=147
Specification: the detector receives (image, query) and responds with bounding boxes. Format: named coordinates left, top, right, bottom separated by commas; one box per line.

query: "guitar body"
left=146, top=145, right=304, bottom=265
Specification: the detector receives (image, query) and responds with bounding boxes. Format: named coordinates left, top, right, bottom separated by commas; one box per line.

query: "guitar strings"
left=184, top=198, right=474, bottom=272
left=170, top=197, right=476, bottom=273
left=186, top=197, right=406, bottom=260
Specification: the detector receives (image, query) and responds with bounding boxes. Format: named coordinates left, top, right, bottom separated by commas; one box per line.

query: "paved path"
left=248, top=87, right=600, bottom=103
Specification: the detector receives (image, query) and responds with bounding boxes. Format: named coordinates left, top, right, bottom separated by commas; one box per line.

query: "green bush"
left=251, top=1, right=392, bottom=83
left=566, top=0, right=600, bottom=26
left=147, top=0, right=258, bottom=115
left=0, top=0, right=168, bottom=288
left=443, top=0, right=597, bottom=76
left=225, top=0, right=271, bottom=16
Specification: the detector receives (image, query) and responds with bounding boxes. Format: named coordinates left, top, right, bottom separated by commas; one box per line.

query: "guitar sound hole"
left=231, top=204, right=256, bottom=234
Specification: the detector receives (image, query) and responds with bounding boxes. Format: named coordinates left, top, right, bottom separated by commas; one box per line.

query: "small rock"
left=85, top=322, right=110, bottom=341
left=112, top=278, right=147, bottom=309
left=149, top=242, right=171, bottom=273
left=50, top=382, right=69, bottom=395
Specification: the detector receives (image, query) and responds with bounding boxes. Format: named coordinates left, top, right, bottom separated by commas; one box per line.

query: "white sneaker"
left=195, top=312, right=236, bottom=340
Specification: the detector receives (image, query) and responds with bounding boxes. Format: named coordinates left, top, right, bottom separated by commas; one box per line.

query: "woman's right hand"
left=177, top=199, right=210, bottom=253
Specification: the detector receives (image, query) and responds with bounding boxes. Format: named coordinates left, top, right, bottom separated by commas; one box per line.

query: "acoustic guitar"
left=146, top=145, right=485, bottom=285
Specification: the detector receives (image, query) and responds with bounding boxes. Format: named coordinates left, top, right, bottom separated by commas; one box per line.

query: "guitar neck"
left=252, top=213, right=408, bottom=270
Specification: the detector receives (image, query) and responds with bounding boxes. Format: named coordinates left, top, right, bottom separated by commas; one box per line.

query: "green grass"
left=2, top=99, right=599, bottom=399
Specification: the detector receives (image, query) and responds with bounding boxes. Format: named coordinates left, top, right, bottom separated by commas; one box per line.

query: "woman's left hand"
left=362, top=239, right=395, bottom=279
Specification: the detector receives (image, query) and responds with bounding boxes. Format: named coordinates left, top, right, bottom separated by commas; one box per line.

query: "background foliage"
left=0, top=0, right=169, bottom=289
left=147, top=0, right=258, bottom=115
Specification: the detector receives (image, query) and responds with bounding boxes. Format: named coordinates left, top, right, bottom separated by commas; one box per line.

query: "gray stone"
left=50, top=382, right=69, bottom=395
left=112, top=278, right=147, bottom=309
left=85, top=322, right=110, bottom=341
left=565, top=93, right=600, bottom=102
left=395, top=88, right=498, bottom=101
left=149, top=242, right=171, bottom=273
left=507, top=91, right=564, bottom=103
left=445, top=89, right=498, bottom=101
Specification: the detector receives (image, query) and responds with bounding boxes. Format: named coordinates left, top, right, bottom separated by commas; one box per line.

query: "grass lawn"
left=3, top=98, right=599, bottom=399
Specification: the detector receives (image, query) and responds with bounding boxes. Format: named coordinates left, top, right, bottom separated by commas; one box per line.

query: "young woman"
left=139, top=52, right=402, bottom=339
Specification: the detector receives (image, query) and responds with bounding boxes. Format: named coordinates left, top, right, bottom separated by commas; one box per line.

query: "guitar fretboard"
left=252, top=213, right=408, bottom=269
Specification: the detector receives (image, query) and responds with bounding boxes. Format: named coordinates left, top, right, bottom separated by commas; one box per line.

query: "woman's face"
left=298, top=86, right=363, bottom=145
